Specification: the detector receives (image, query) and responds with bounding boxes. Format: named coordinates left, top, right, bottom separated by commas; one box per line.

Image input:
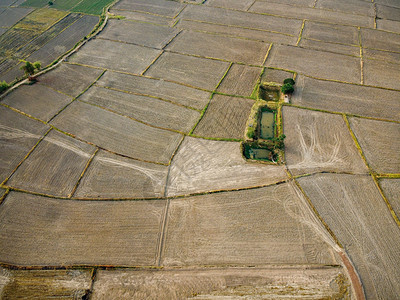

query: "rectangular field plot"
left=27, top=15, right=99, bottom=67
left=249, top=1, right=373, bottom=27
left=376, top=3, right=400, bottom=22
left=291, top=75, right=400, bottom=121
left=282, top=106, right=368, bottom=176
left=69, top=38, right=161, bottom=74
left=205, top=0, right=254, bottom=10
left=39, top=63, right=103, bottom=97
left=363, top=59, right=400, bottom=90
left=97, top=71, right=210, bottom=110
left=180, top=5, right=303, bottom=36
left=380, top=179, right=400, bottom=221
left=109, top=9, right=174, bottom=26
left=100, top=19, right=178, bottom=49
left=113, top=0, right=184, bottom=17
left=176, top=19, right=298, bottom=45
left=0, top=7, right=33, bottom=28
left=162, top=183, right=338, bottom=266
left=0, top=192, right=166, bottom=266
left=193, top=95, right=254, bottom=140
left=377, top=19, right=400, bottom=33
left=262, top=67, right=294, bottom=84
left=348, top=117, right=400, bottom=174
left=363, top=48, right=400, bottom=64
left=51, top=101, right=183, bottom=164
left=8, top=130, right=96, bottom=197
left=302, top=21, right=359, bottom=46
left=316, top=0, right=374, bottom=16
left=298, top=174, right=400, bottom=299
left=0, top=106, right=49, bottom=183
left=92, top=267, right=347, bottom=299
left=80, top=85, right=200, bottom=133
left=0, top=269, right=91, bottom=299
left=361, top=28, right=400, bottom=52
left=299, top=39, right=360, bottom=57
left=166, top=137, right=288, bottom=196
left=2, top=84, right=72, bottom=122
left=75, top=150, right=168, bottom=199
left=266, top=44, right=361, bottom=83
left=217, top=64, right=262, bottom=97
left=166, top=30, right=269, bottom=65
left=145, top=52, right=230, bottom=90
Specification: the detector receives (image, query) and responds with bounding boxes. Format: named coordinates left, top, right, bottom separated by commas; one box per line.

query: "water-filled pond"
left=260, top=111, right=274, bottom=139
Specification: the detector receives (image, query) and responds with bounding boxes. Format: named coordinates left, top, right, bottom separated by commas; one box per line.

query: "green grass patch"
left=21, top=0, right=114, bottom=15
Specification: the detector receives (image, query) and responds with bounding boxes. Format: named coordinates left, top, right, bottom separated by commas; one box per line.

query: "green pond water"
left=248, top=148, right=272, bottom=160
left=260, top=111, right=274, bottom=139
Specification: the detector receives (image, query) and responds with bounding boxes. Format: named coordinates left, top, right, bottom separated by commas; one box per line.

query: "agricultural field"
left=0, top=0, right=399, bottom=298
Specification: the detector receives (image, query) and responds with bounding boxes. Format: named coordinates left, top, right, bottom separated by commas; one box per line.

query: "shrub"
left=283, top=78, right=295, bottom=85
left=247, top=127, right=255, bottom=139
left=48, top=1, right=53, bottom=5
left=281, top=83, right=294, bottom=94
left=0, top=81, right=9, bottom=93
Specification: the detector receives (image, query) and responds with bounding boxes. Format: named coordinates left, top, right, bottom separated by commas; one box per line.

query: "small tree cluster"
left=281, top=78, right=295, bottom=95
left=0, top=81, right=9, bottom=93
left=20, top=61, right=41, bottom=81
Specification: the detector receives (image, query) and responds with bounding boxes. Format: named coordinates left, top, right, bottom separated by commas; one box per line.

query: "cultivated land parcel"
left=0, top=0, right=399, bottom=299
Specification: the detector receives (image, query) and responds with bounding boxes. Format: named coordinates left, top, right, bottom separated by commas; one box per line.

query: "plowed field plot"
left=249, top=1, right=373, bottom=27
left=297, top=173, right=400, bottom=299
left=166, top=31, right=269, bottom=65
left=96, top=71, right=210, bottom=110
left=0, top=106, right=49, bottom=183
left=27, top=15, right=99, bottom=67
left=205, top=0, right=254, bottom=10
left=376, top=3, right=400, bottom=21
left=0, top=269, right=91, bottom=299
left=0, top=189, right=5, bottom=199
left=51, top=101, right=183, bottom=164
left=145, top=52, right=230, bottom=90
left=109, top=9, right=174, bottom=26
left=348, top=117, right=400, bottom=174
left=292, top=75, right=400, bottom=121
left=166, top=137, right=287, bottom=196
left=262, top=67, right=294, bottom=84
left=217, top=64, right=262, bottom=97
left=7, top=130, right=96, bottom=197
left=92, top=267, right=348, bottom=299
left=377, top=18, right=400, bottom=33
left=21, top=0, right=114, bottom=15
left=0, top=192, right=166, bottom=266
left=193, top=95, right=254, bottom=139
left=283, top=106, right=367, bottom=175
left=363, top=58, right=400, bottom=90
left=298, top=39, right=360, bottom=57
left=316, top=0, right=374, bottom=16
left=113, top=0, right=184, bottom=18
left=14, top=13, right=82, bottom=59
left=361, top=28, right=400, bottom=52
left=79, top=85, right=200, bottom=133
left=266, top=44, right=361, bottom=83
left=180, top=5, right=303, bottom=36
left=39, top=63, right=103, bottom=97
left=0, top=7, right=33, bottom=28
left=75, top=150, right=168, bottom=199
left=380, top=179, right=400, bottom=220
left=176, top=19, right=298, bottom=45
left=1, top=84, right=72, bottom=122
left=162, top=183, right=338, bottom=266
left=69, top=38, right=161, bottom=74
left=100, top=19, right=178, bottom=49
left=363, top=48, right=400, bottom=64
left=302, top=21, right=359, bottom=45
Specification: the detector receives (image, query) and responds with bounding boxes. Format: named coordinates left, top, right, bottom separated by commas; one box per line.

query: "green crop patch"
left=22, top=0, right=114, bottom=15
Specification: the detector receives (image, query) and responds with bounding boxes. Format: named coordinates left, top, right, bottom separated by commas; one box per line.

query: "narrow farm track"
left=0, top=0, right=399, bottom=298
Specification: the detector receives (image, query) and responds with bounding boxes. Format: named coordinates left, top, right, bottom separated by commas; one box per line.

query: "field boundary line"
left=358, top=27, right=364, bottom=84
left=0, top=103, right=48, bottom=125
left=69, top=148, right=99, bottom=198
left=296, top=20, right=306, bottom=46
left=141, top=50, right=164, bottom=75
left=0, top=189, right=10, bottom=208
left=372, top=175, right=400, bottom=227
left=302, top=36, right=360, bottom=48
left=189, top=62, right=232, bottom=135
left=0, top=128, right=52, bottom=187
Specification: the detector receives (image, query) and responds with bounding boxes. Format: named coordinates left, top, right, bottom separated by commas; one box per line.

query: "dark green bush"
left=0, top=81, right=9, bottom=93
left=283, top=78, right=295, bottom=85
left=281, top=83, right=294, bottom=94
left=247, top=127, right=255, bottom=139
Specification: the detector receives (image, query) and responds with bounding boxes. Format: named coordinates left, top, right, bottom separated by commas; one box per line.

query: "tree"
left=0, top=81, right=9, bottom=93
left=283, top=78, right=295, bottom=85
left=20, top=61, right=41, bottom=81
left=281, top=83, right=294, bottom=94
